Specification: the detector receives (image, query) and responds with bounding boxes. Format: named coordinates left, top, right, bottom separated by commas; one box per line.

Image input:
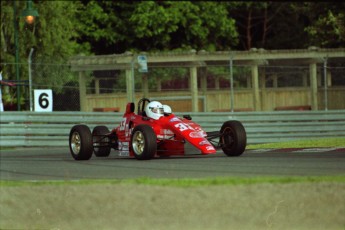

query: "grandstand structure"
left=69, top=47, right=345, bottom=112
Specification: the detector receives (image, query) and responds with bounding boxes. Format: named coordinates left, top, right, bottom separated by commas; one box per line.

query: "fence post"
left=309, top=62, right=318, bottom=110
left=78, top=71, right=87, bottom=111
left=28, top=48, right=34, bottom=111
left=229, top=54, right=234, bottom=113
left=323, top=57, right=328, bottom=111
left=251, top=63, right=261, bottom=111
left=190, top=66, right=198, bottom=112
left=126, top=68, right=134, bottom=102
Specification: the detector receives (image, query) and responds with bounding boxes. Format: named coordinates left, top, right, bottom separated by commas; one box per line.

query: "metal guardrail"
left=1, top=110, right=345, bottom=147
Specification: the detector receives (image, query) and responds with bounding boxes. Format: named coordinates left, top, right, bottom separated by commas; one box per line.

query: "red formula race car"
left=69, top=98, right=247, bottom=160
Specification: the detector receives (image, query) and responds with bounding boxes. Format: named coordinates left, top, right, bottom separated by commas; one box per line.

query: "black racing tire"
left=92, top=126, right=111, bottom=157
left=220, top=120, right=247, bottom=157
left=131, top=125, right=157, bottom=160
left=69, top=125, right=93, bottom=160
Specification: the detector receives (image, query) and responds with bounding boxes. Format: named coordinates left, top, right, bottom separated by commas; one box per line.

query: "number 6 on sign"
left=34, top=89, right=53, bottom=112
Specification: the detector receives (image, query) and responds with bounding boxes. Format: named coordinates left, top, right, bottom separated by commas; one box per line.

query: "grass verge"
left=247, top=137, right=345, bottom=149
left=1, top=175, right=344, bottom=188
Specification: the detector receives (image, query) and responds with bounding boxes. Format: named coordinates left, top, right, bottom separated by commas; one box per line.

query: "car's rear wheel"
left=131, top=125, right=157, bottom=160
left=69, top=125, right=93, bottom=160
left=92, top=126, right=111, bottom=157
left=220, top=120, right=246, bottom=157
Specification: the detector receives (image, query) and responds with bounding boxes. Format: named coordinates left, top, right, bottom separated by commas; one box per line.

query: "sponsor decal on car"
left=206, top=146, right=215, bottom=151
left=158, top=129, right=175, bottom=139
left=169, top=117, right=181, bottom=122
left=189, top=131, right=205, bottom=138
left=199, top=140, right=209, bottom=146
left=118, top=141, right=129, bottom=156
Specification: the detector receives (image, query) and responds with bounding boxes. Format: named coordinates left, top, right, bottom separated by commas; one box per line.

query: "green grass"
left=125, top=176, right=345, bottom=187
left=247, top=137, right=345, bottom=149
left=1, top=175, right=345, bottom=188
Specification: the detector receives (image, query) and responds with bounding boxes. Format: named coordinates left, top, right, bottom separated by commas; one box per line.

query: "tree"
left=299, top=2, right=345, bottom=48
left=228, top=2, right=345, bottom=50
left=77, top=1, right=239, bottom=53
left=228, top=2, right=305, bottom=50
left=1, top=0, right=86, bottom=93
left=76, top=1, right=137, bottom=54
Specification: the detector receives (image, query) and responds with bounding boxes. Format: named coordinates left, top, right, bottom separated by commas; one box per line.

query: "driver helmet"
left=145, top=101, right=164, bottom=120
left=163, top=105, right=172, bottom=115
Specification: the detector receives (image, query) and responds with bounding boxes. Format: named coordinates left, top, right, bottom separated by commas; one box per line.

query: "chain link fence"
left=1, top=58, right=344, bottom=112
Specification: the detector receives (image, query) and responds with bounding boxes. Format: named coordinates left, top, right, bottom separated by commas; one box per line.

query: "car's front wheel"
left=131, top=125, right=157, bottom=160
left=220, top=120, right=246, bottom=157
left=69, top=125, right=93, bottom=160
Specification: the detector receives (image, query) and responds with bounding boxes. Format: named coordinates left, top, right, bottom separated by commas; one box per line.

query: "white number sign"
left=34, top=89, right=53, bottom=112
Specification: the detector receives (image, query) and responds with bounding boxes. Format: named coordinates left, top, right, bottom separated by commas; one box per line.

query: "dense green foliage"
left=1, top=0, right=84, bottom=95
left=76, top=1, right=345, bottom=53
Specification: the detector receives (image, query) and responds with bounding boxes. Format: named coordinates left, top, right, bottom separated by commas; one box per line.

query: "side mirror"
left=183, top=115, right=192, bottom=120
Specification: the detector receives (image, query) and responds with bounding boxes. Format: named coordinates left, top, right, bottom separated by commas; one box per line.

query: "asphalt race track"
left=1, top=146, right=345, bottom=181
